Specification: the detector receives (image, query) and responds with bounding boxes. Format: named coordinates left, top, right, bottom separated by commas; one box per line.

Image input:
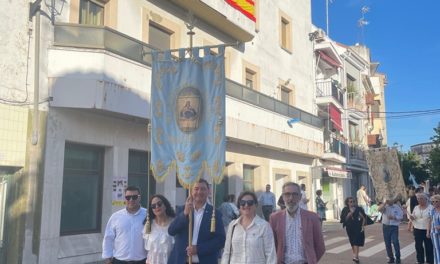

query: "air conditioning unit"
left=315, top=29, right=326, bottom=42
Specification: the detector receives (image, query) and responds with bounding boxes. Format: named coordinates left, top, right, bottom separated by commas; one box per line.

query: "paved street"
left=321, top=220, right=417, bottom=264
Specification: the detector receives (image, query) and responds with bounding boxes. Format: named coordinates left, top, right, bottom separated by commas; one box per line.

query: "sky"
left=311, top=0, right=440, bottom=151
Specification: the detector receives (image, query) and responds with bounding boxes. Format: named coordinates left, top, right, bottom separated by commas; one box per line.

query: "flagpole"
left=326, top=0, right=329, bottom=36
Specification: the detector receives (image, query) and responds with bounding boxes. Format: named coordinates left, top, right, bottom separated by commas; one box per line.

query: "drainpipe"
left=32, top=8, right=40, bottom=145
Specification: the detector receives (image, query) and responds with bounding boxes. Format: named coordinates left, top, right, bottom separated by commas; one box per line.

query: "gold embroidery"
left=191, top=151, right=201, bottom=161
left=155, top=100, right=162, bottom=117
left=177, top=151, right=185, bottom=162
left=155, top=128, right=163, bottom=145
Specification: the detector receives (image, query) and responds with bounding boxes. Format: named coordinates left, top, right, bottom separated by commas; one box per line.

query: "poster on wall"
left=112, top=177, right=127, bottom=206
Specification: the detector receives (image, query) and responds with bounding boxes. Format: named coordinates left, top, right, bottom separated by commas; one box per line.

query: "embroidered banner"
left=151, top=47, right=226, bottom=188
left=225, top=0, right=256, bottom=22
left=366, top=148, right=406, bottom=202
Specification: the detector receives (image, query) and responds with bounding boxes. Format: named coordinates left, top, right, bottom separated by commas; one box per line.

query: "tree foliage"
left=428, top=126, right=440, bottom=183
left=399, top=151, right=430, bottom=186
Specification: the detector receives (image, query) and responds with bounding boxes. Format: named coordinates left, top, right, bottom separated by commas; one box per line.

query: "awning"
left=329, top=103, right=342, bottom=131
left=324, top=167, right=351, bottom=179
left=318, top=50, right=341, bottom=68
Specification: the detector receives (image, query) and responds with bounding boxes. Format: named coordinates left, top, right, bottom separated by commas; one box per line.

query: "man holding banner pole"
left=168, top=179, right=225, bottom=264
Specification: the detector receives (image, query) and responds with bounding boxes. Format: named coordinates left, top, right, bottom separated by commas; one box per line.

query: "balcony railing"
left=316, top=79, right=344, bottom=106
left=324, top=137, right=347, bottom=157
left=349, top=145, right=366, bottom=160
left=53, top=23, right=323, bottom=129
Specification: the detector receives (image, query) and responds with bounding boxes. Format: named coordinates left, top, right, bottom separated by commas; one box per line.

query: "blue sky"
left=311, top=0, right=440, bottom=151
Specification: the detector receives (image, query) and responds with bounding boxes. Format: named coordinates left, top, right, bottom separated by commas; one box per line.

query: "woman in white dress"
left=221, top=191, right=276, bottom=264
left=143, top=194, right=175, bottom=264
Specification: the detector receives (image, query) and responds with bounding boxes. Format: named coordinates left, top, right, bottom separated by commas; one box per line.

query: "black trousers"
left=414, top=228, right=434, bottom=264
left=262, top=205, right=273, bottom=221
left=112, top=258, right=146, bottom=264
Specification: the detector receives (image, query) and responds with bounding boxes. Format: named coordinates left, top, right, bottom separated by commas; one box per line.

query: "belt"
left=113, top=258, right=146, bottom=264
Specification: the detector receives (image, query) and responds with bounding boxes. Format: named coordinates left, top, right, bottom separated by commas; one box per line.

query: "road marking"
left=327, top=238, right=373, bottom=254
left=400, top=242, right=415, bottom=260
left=324, top=237, right=347, bottom=247
left=359, top=242, right=385, bottom=257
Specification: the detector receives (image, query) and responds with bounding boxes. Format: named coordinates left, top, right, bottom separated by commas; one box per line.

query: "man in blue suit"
left=168, top=179, right=225, bottom=264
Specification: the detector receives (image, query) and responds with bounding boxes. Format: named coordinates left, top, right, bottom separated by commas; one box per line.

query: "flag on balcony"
left=225, top=0, right=256, bottom=22
left=366, top=148, right=406, bottom=202
left=150, top=47, right=226, bottom=188
left=329, top=103, right=342, bottom=131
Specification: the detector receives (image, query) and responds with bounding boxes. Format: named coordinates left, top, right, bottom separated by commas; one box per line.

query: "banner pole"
left=188, top=186, right=193, bottom=264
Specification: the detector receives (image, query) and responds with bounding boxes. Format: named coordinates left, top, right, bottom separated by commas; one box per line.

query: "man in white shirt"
left=357, top=185, right=370, bottom=214
left=168, top=179, right=225, bottom=264
left=299, top=184, right=309, bottom=210
left=102, top=186, right=148, bottom=264
left=259, top=184, right=276, bottom=221
left=378, top=195, right=404, bottom=264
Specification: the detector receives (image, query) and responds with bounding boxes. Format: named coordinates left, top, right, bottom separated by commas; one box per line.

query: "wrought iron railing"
left=53, top=23, right=323, bottom=128
left=316, top=79, right=344, bottom=106
left=324, top=137, right=347, bottom=157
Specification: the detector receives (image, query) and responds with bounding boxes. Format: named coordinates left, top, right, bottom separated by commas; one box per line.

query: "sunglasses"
left=125, top=195, right=140, bottom=201
left=151, top=201, right=163, bottom=209
left=239, top=200, right=256, bottom=207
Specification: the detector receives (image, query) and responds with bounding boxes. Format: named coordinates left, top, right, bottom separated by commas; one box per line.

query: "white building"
left=1, top=1, right=327, bottom=263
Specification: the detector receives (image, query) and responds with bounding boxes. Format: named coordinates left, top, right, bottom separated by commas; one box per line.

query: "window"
left=279, top=11, right=292, bottom=52
left=245, top=69, right=256, bottom=89
left=128, top=150, right=156, bottom=207
left=79, top=0, right=104, bottom=26
left=243, top=165, right=255, bottom=191
left=148, top=22, right=172, bottom=50
left=60, top=143, right=103, bottom=235
left=349, top=122, right=359, bottom=144
left=280, top=86, right=291, bottom=104
left=372, top=100, right=381, bottom=118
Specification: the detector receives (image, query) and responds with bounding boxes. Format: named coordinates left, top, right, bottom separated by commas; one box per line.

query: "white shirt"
left=412, top=205, right=433, bottom=230
left=191, top=203, right=207, bottom=263
left=102, top=207, right=148, bottom=261
left=221, top=215, right=276, bottom=264
left=284, top=209, right=306, bottom=264
left=381, top=204, right=403, bottom=226
left=144, top=219, right=174, bottom=264
left=300, top=190, right=308, bottom=210
left=259, top=192, right=276, bottom=208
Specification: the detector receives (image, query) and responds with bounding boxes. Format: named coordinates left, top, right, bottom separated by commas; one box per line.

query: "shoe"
left=352, top=258, right=359, bottom=263
left=387, top=259, right=395, bottom=264
left=395, top=259, right=400, bottom=264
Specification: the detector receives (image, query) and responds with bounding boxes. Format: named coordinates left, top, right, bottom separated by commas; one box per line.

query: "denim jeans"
left=383, top=224, right=400, bottom=260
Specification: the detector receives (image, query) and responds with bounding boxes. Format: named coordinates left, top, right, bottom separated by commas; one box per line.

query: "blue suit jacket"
left=168, top=204, right=225, bottom=264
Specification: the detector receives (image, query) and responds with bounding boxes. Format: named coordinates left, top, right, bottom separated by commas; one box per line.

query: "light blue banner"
left=151, top=47, right=226, bottom=188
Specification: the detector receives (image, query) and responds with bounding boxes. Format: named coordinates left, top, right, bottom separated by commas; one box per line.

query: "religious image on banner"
left=150, top=47, right=226, bottom=188
left=366, top=148, right=406, bottom=202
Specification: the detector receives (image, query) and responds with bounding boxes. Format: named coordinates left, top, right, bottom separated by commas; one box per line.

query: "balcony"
left=323, top=137, right=347, bottom=163
left=166, top=0, right=255, bottom=42
left=316, top=79, right=344, bottom=107
left=348, top=144, right=368, bottom=169
left=347, top=92, right=365, bottom=112
left=52, top=23, right=323, bottom=130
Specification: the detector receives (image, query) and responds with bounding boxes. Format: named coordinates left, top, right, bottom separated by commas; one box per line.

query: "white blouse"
left=412, top=205, right=433, bottom=230
left=221, top=215, right=277, bottom=264
left=143, top=219, right=174, bottom=264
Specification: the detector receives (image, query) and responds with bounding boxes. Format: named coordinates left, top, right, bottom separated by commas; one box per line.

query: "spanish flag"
left=225, top=0, right=256, bottom=22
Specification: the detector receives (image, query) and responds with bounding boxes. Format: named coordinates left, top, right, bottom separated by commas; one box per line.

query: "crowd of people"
left=102, top=180, right=325, bottom=264
left=101, top=180, right=440, bottom=264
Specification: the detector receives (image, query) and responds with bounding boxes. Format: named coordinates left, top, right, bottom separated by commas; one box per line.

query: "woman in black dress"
left=340, top=197, right=368, bottom=263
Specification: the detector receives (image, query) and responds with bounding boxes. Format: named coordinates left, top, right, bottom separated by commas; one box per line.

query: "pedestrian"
left=102, top=186, right=148, bottom=264
left=299, top=183, right=309, bottom=210
left=270, top=182, right=325, bottom=264
left=219, top=194, right=239, bottom=233
left=379, top=195, right=404, bottom=264
left=221, top=191, right=276, bottom=264
left=409, top=192, right=433, bottom=264
left=143, top=194, right=176, bottom=264
left=340, top=197, right=369, bottom=263
left=277, top=195, right=285, bottom=210
left=168, top=179, right=225, bottom=264
left=258, top=184, right=276, bottom=221
left=315, top=190, right=327, bottom=226
left=427, top=194, right=440, bottom=264
left=356, top=185, right=370, bottom=215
